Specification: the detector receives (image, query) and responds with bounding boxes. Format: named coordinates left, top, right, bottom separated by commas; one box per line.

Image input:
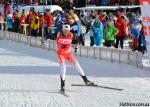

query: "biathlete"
left=56, top=24, right=94, bottom=92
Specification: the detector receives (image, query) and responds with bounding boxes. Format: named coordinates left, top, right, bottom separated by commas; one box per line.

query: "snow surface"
left=0, top=40, right=150, bottom=107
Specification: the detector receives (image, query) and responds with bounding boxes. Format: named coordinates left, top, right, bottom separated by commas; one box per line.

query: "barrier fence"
left=0, top=31, right=143, bottom=68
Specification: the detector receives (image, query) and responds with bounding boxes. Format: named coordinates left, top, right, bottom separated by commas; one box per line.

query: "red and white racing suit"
left=56, top=31, right=85, bottom=80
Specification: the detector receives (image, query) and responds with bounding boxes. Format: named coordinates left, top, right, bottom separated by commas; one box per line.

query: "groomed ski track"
left=0, top=40, right=150, bottom=107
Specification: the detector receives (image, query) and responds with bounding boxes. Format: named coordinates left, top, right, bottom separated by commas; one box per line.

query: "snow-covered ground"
left=0, top=40, right=150, bottom=107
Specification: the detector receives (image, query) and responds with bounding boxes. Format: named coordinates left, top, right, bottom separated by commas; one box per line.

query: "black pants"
left=8, top=28, right=12, bottom=32
left=79, top=34, right=85, bottom=46
left=44, top=27, right=52, bottom=39
left=90, top=36, right=94, bottom=46
left=105, top=40, right=114, bottom=47
left=115, top=36, right=125, bottom=49
left=31, top=29, right=38, bottom=37
left=39, top=28, right=42, bottom=37
left=72, top=36, right=80, bottom=45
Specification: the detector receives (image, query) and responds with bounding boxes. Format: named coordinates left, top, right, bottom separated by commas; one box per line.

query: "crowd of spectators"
left=87, top=0, right=139, bottom=6
left=0, top=0, right=147, bottom=54
left=1, top=0, right=140, bottom=8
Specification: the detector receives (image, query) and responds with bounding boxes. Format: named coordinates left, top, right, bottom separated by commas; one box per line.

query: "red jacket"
left=20, top=14, right=26, bottom=24
left=46, top=13, right=53, bottom=28
left=115, top=17, right=127, bottom=37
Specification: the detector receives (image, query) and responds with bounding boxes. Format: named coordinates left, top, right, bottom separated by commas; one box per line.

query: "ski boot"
left=81, top=76, right=95, bottom=86
left=61, top=78, right=65, bottom=92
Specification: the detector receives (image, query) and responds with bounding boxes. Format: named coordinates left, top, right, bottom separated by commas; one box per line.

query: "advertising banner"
left=140, top=0, right=150, bottom=67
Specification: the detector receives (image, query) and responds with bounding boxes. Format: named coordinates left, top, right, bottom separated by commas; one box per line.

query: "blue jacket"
left=7, top=14, right=12, bottom=29
left=92, top=19, right=103, bottom=38
left=92, top=18, right=103, bottom=46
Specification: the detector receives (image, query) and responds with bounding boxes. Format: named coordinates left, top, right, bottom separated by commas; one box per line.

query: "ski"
left=59, top=90, right=70, bottom=97
left=71, top=84, right=123, bottom=91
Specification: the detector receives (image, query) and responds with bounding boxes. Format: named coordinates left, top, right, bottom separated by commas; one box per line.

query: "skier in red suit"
left=56, top=24, right=94, bottom=92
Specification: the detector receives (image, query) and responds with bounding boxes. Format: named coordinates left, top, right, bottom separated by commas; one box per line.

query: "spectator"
left=138, top=22, right=147, bottom=53
left=115, top=16, right=127, bottom=49
left=45, top=10, right=53, bottom=39
left=80, top=24, right=86, bottom=46
left=131, top=14, right=142, bottom=51
left=20, top=9, right=27, bottom=33
left=4, top=3, right=10, bottom=17
left=92, top=17, right=103, bottom=47
left=12, top=11, right=20, bottom=33
left=104, top=19, right=119, bottom=47
left=38, top=12, right=44, bottom=37
left=26, top=11, right=34, bottom=34
left=99, top=12, right=107, bottom=24
left=7, top=12, right=13, bottom=31
left=31, top=12, right=39, bottom=36
left=69, top=13, right=81, bottom=52
left=55, top=13, right=63, bottom=35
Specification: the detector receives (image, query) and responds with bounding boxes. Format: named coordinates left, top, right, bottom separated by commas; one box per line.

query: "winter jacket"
left=131, top=19, right=142, bottom=39
left=92, top=18, right=103, bottom=38
left=20, top=14, right=27, bottom=25
left=31, top=16, right=39, bottom=30
left=92, top=17, right=103, bottom=46
left=104, top=25, right=119, bottom=41
left=46, top=13, right=53, bottom=28
left=115, top=17, right=127, bottom=37
left=7, top=14, right=13, bottom=29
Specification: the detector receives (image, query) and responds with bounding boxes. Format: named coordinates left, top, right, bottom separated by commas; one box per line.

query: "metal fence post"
left=17, top=33, right=19, bottom=42
left=79, top=45, right=82, bottom=57
left=48, top=40, right=51, bottom=50
left=93, top=47, right=96, bottom=59
left=111, top=48, right=113, bottom=62
left=27, top=36, right=29, bottom=44
left=53, top=40, right=55, bottom=50
left=35, top=37, right=37, bottom=47
left=8, top=31, right=10, bottom=40
left=29, top=36, right=31, bottom=46
left=87, top=46, right=89, bottom=57
left=99, top=47, right=102, bottom=60
left=128, top=50, right=130, bottom=65
left=136, top=51, right=138, bottom=67
left=119, top=49, right=121, bottom=64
